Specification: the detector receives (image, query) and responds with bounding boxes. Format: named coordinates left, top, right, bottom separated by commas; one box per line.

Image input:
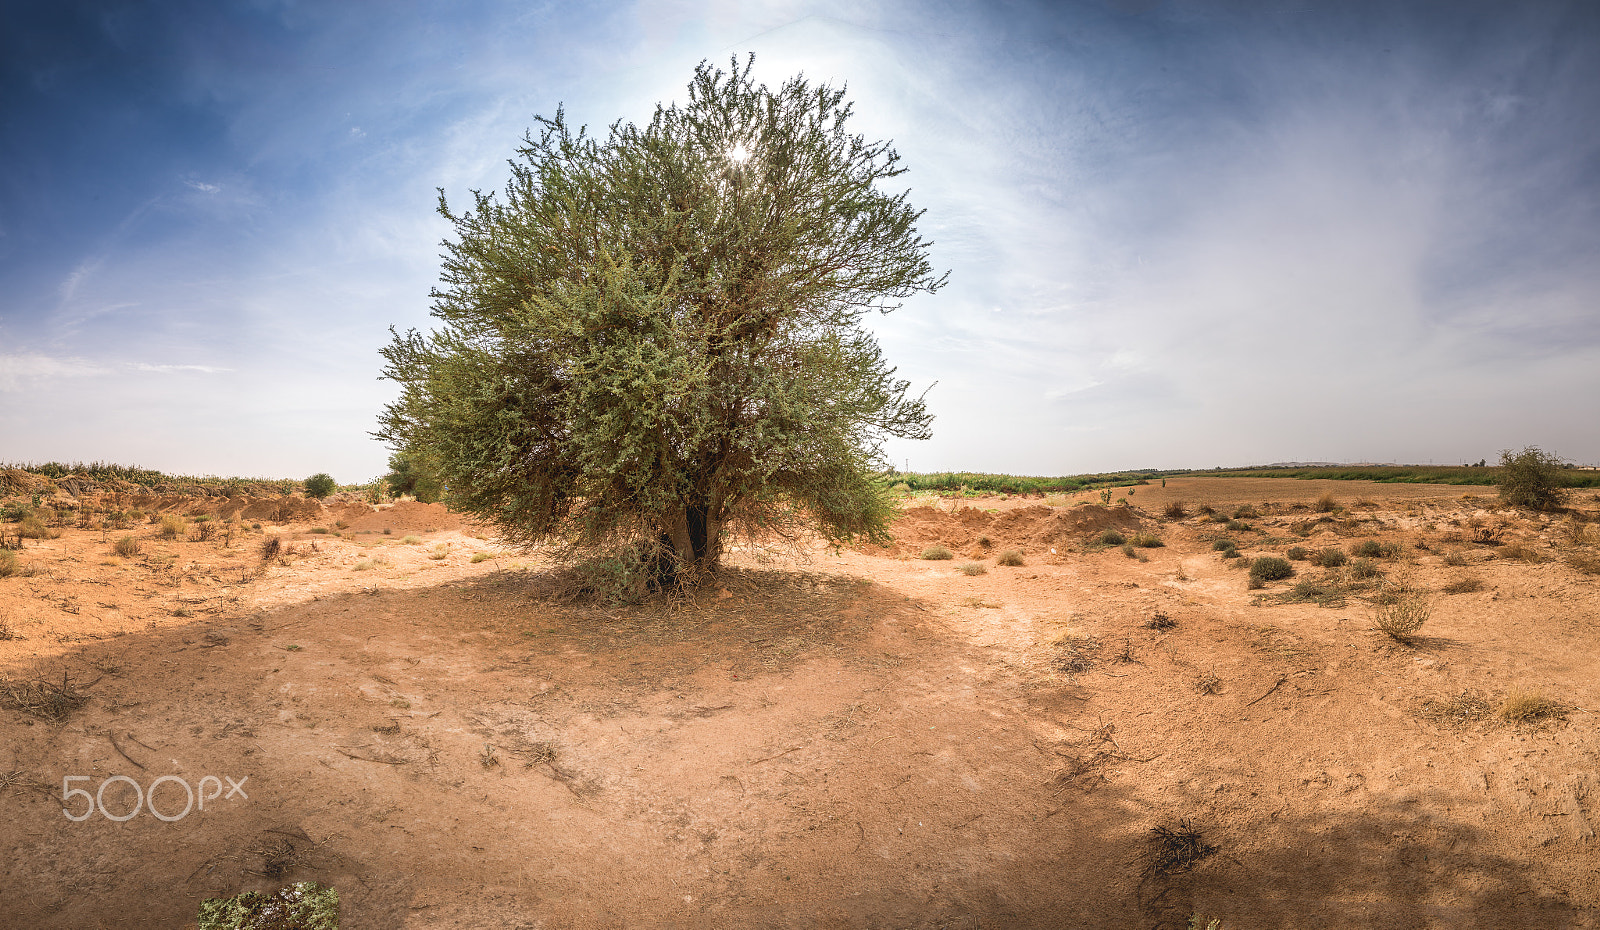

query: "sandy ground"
left=1, top=477, right=1598, bottom=929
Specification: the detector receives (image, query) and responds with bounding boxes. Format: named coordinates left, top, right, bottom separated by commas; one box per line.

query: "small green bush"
left=159, top=515, right=186, bottom=539
left=1286, top=546, right=1309, bottom=561
left=113, top=536, right=140, bottom=557
left=1132, top=534, right=1164, bottom=548
left=996, top=549, right=1025, bottom=566
left=1221, top=548, right=1241, bottom=559
left=1314, top=548, right=1347, bottom=568
left=1098, top=529, right=1126, bottom=546
left=198, top=880, right=339, bottom=930
left=1348, top=557, right=1381, bottom=579
left=304, top=473, right=338, bottom=500
left=1249, top=556, right=1294, bottom=581
left=1350, top=539, right=1399, bottom=559
left=1211, top=539, right=1236, bottom=552
left=920, top=545, right=954, bottom=560
left=1224, top=519, right=1251, bottom=532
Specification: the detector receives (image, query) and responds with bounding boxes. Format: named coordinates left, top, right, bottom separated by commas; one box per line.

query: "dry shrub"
left=919, top=545, right=953, bottom=560
left=470, top=552, right=497, bottom=564
left=159, top=515, right=186, bottom=539
left=113, top=536, right=140, bottom=558
left=1286, top=546, right=1309, bottom=561
left=401, top=535, right=422, bottom=545
left=1052, top=635, right=1101, bottom=675
left=0, top=550, right=16, bottom=579
left=1146, top=611, right=1176, bottom=630
left=1498, top=689, right=1565, bottom=725
left=1163, top=501, right=1187, bottom=519
left=959, top=562, right=987, bottom=576
left=1442, top=576, right=1484, bottom=594
left=0, top=670, right=89, bottom=721
left=260, top=537, right=283, bottom=562
left=1441, top=550, right=1468, bottom=567
left=1098, top=529, right=1126, bottom=546
left=17, top=516, right=51, bottom=539
left=1373, top=578, right=1430, bottom=644
left=1131, top=534, right=1164, bottom=548
left=1314, top=492, right=1337, bottom=513
left=1141, top=821, right=1217, bottom=877
left=1567, top=552, right=1600, bottom=575
left=996, top=549, right=1024, bottom=567
left=1418, top=689, right=1494, bottom=727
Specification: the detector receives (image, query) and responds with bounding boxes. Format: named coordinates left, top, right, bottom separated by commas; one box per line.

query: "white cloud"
left=0, top=354, right=107, bottom=391
left=132, top=363, right=232, bottom=374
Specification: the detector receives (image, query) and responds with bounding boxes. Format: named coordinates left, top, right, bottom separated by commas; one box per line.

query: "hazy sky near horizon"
left=3, top=0, right=1598, bottom=482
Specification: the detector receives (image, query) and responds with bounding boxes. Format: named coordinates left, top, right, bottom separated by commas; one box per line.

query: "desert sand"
left=1, top=477, right=1597, bottom=929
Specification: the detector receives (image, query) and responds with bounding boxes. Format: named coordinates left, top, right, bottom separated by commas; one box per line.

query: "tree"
left=304, top=473, right=337, bottom=500
left=377, top=58, right=945, bottom=585
left=382, top=451, right=442, bottom=503
left=1496, top=445, right=1568, bottom=510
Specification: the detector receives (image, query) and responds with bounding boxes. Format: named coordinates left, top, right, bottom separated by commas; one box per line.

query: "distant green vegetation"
left=1, top=461, right=333, bottom=497
left=1195, top=464, right=1600, bottom=488
left=888, top=469, right=1183, bottom=497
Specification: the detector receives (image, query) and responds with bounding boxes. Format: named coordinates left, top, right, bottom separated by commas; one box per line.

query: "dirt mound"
left=868, top=503, right=1145, bottom=557
left=344, top=500, right=465, bottom=535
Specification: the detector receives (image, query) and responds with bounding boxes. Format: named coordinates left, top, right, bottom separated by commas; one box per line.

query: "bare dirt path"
left=2, top=479, right=1598, bottom=929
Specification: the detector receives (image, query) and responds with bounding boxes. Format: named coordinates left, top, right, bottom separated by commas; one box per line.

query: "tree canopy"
left=377, top=57, right=945, bottom=586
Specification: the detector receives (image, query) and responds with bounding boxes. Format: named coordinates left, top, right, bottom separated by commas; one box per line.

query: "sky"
left=2, top=0, right=1598, bottom=482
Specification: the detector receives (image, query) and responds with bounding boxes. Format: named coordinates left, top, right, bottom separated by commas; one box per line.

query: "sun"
left=727, top=143, right=751, bottom=164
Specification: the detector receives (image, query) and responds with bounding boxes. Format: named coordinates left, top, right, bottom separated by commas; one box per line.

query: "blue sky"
left=3, top=0, right=1598, bottom=482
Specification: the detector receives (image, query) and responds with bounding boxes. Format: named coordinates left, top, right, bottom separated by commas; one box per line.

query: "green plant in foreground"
left=198, top=881, right=339, bottom=930
left=1373, top=578, right=1431, bottom=644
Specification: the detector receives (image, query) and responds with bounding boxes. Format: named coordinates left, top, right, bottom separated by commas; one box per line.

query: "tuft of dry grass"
left=1498, top=689, right=1565, bottom=725
left=1313, top=492, right=1337, bottom=513
left=1146, top=611, right=1176, bottom=630
left=919, top=545, right=953, bottom=560
left=959, top=562, right=987, bottom=576
left=1500, top=543, right=1545, bottom=564
left=158, top=515, right=186, bottom=539
left=0, top=549, right=16, bottom=578
left=260, top=536, right=282, bottom=562
left=1163, top=501, right=1187, bottom=519
left=1418, top=690, right=1494, bottom=727
left=401, top=535, right=422, bottom=545
left=470, top=551, right=497, bottom=564
left=1373, top=578, right=1431, bottom=644
left=1441, top=576, right=1484, bottom=594
left=996, top=549, right=1024, bottom=567
left=1441, top=550, right=1468, bottom=566
left=113, top=535, right=140, bottom=557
